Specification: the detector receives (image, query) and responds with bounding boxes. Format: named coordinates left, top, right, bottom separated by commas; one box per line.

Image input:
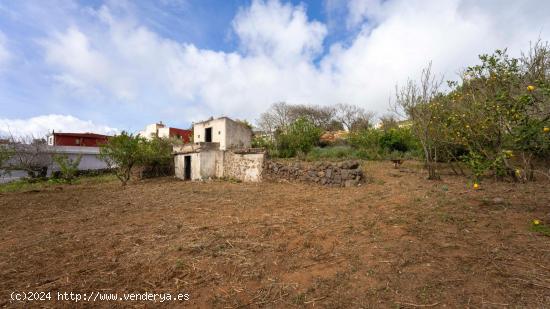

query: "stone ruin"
left=263, top=160, right=364, bottom=187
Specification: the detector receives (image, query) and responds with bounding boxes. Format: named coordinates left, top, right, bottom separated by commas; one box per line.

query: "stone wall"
left=223, top=152, right=264, bottom=182
left=263, top=160, right=364, bottom=187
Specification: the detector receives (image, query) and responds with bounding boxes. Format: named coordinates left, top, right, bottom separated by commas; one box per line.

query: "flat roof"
left=53, top=132, right=111, bottom=138
left=193, top=116, right=231, bottom=125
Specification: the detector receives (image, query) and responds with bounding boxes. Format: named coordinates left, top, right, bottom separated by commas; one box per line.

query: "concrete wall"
left=193, top=117, right=252, bottom=150
left=174, top=152, right=201, bottom=180
left=174, top=151, right=219, bottom=181
left=1, top=145, right=110, bottom=183
left=225, top=119, right=252, bottom=150
left=49, top=146, right=109, bottom=173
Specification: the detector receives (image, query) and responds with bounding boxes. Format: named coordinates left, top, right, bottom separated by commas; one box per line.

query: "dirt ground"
left=1, top=161, right=549, bottom=308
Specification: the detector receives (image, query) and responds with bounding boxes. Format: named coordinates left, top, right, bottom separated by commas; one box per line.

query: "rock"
left=492, top=197, right=505, bottom=205
left=341, top=169, right=350, bottom=179
left=326, top=168, right=332, bottom=178
left=344, top=179, right=358, bottom=187
left=318, top=171, right=325, bottom=177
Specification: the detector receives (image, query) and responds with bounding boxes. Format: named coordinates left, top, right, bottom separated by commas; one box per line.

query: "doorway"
left=205, top=127, right=212, bottom=142
left=184, top=156, right=191, bottom=180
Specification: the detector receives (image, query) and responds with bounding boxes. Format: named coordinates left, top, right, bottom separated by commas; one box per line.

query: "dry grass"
left=1, top=161, right=549, bottom=308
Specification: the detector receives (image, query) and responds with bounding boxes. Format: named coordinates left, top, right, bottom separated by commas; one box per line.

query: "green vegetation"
left=531, top=220, right=550, bottom=237
left=394, top=42, right=550, bottom=182
left=52, top=154, right=82, bottom=184
left=99, top=132, right=143, bottom=186
left=0, top=145, right=14, bottom=176
left=99, top=132, right=175, bottom=186
left=273, top=117, right=323, bottom=158
left=254, top=41, right=550, bottom=184
left=305, top=146, right=368, bottom=161
left=0, top=173, right=117, bottom=193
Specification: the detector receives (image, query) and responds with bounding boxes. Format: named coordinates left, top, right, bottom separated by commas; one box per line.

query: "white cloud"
left=38, top=0, right=550, bottom=126
left=232, top=0, right=327, bottom=63
left=0, top=115, right=118, bottom=137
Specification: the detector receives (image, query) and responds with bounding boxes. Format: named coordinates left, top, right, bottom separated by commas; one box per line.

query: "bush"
left=52, top=154, right=82, bottom=184
left=346, top=127, right=420, bottom=160
left=274, top=117, right=322, bottom=158
left=379, top=127, right=418, bottom=153
left=305, top=146, right=369, bottom=161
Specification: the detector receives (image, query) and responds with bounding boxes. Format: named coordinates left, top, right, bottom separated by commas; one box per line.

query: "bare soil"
left=1, top=161, right=549, bottom=308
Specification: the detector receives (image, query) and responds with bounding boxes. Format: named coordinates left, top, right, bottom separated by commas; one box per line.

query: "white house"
left=173, top=117, right=264, bottom=182
left=192, top=117, right=252, bottom=150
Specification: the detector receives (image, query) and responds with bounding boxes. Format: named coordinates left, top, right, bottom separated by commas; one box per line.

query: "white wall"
left=193, top=118, right=227, bottom=149
left=49, top=146, right=110, bottom=174
left=193, top=117, right=252, bottom=150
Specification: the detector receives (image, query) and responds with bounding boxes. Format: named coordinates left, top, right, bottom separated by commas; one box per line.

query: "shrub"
left=305, top=146, right=370, bottom=161
left=0, top=145, right=14, bottom=176
left=52, top=154, right=82, bottom=184
left=346, top=127, right=420, bottom=160
left=274, top=117, right=322, bottom=157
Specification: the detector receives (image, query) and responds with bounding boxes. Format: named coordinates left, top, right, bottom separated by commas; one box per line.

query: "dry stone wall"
left=264, top=160, right=364, bottom=187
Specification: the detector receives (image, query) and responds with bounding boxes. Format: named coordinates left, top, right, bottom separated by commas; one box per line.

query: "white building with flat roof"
left=173, top=117, right=263, bottom=182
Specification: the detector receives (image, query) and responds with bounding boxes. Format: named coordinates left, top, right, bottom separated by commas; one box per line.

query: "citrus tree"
left=441, top=44, right=550, bottom=182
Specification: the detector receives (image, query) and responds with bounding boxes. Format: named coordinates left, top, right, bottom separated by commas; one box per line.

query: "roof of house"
left=193, top=116, right=231, bottom=125
left=52, top=132, right=111, bottom=138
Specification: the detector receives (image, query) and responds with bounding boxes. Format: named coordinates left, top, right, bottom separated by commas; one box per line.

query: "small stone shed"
left=174, top=117, right=265, bottom=182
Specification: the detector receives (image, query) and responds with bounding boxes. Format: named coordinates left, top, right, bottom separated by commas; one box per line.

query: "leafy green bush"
left=274, top=117, right=322, bottom=158
left=251, top=135, right=274, bottom=149
left=305, top=146, right=369, bottom=161
left=379, top=127, right=418, bottom=153
left=140, top=137, right=173, bottom=167
left=53, top=154, right=82, bottom=184
left=346, top=127, right=420, bottom=160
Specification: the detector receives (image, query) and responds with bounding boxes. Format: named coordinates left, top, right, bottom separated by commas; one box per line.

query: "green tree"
left=441, top=44, right=550, bottom=181
left=99, top=132, right=143, bottom=186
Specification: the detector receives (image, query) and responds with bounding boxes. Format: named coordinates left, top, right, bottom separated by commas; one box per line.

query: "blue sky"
left=1, top=0, right=549, bottom=136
